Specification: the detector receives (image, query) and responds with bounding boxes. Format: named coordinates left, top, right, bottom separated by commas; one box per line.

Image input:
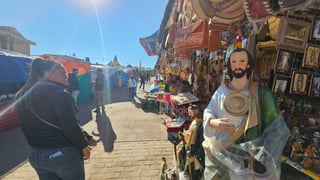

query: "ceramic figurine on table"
left=301, top=143, right=318, bottom=169
left=182, top=104, right=204, bottom=180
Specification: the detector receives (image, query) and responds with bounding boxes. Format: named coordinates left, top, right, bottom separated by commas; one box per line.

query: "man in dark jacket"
left=67, top=68, right=80, bottom=103
left=139, top=73, right=146, bottom=91
left=94, top=68, right=105, bottom=112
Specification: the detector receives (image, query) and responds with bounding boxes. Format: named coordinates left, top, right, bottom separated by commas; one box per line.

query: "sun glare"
left=69, top=0, right=113, bottom=11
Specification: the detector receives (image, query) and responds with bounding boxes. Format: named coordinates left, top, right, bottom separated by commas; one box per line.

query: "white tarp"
left=90, top=65, right=121, bottom=83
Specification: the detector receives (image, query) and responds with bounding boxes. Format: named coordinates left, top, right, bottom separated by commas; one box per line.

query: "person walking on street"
left=94, top=68, right=105, bottom=113
left=146, top=72, right=150, bottom=83
left=202, top=48, right=290, bottom=180
left=127, top=76, right=137, bottom=101
left=160, top=156, right=168, bottom=180
left=139, top=73, right=146, bottom=91
left=67, top=68, right=80, bottom=104
left=14, top=58, right=96, bottom=180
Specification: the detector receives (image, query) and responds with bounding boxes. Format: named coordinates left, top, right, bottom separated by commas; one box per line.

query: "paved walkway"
left=1, top=81, right=175, bottom=180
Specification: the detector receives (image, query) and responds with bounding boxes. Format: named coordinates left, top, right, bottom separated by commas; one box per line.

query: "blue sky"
left=1, top=0, right=167, bottom=68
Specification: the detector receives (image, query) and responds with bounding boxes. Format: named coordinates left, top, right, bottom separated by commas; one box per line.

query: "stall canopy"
left=140, top=30, right=159, bottom=56
left=40, top=55, right=90, bottom=75
left=190, top=0, right=313, bottom=25
left=39, top=54, right=91, bottom=103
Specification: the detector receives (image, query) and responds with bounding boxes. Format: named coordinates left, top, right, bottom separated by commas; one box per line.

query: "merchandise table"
left=154, top=91, right=171, bottom=114
left=143, top=93, right=158, bottom=110
left=281, top=155, right=320, bottom=179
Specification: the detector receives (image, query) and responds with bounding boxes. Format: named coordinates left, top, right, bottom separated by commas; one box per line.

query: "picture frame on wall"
left=310, top=16, right=320, bottom=41
left=272, top=76, right=288, bottom=93
left=272, top=76, right=289, bottom=102
left=256, top=48, right=277, bottom=80
left=275, top=49, right=293, bottom=73
left=302, top=45, right=320, bottom=68
left=308, top=75, right=320, bottom=97
left=289, top=71, right=308, bottom=94
left=276, top=17, right=311, bottom=52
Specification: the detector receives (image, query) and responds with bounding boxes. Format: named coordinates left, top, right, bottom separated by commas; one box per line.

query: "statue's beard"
left=232, top=68, right=247, bottom=79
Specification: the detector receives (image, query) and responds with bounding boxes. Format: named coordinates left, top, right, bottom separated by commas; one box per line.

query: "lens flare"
left=69, top=0, right=113, bottom=11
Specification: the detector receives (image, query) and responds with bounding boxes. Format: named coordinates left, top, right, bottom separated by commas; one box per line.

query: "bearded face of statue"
left=231, top=68, right=247, bottom=79
left=227, top=49, right=254, bottom=81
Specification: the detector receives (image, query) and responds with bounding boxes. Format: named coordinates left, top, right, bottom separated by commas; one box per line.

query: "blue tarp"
left=0, top=51, right=32, bottom=95
left=0, top=54, right=32, bottom=83
left=119, top=71, right=129, bottom=87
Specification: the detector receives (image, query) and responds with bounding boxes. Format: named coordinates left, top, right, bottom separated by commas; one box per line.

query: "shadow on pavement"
left=78, top=87, right=131, bottom=126
left=92, top=110, right=116, bottom=152
left=0, top=126, right=28, bottom=177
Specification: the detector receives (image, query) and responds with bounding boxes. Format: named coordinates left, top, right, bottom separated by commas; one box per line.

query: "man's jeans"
left=71, top=90, right=80, bottom=103
left=129, top=87, right=136, bottom=99
left=28, top=146, right=85, bottom=180
left=95, top=90, right=105, bottom=109
left=139, top=82, right=145, bottom=90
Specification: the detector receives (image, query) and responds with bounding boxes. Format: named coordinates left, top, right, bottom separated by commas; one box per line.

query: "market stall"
left=155, top=0, right=320, bottom=179
left=0, top=50, right=32, bottom=131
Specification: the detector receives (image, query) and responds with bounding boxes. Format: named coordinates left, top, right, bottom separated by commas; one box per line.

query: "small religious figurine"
left=182, top=104, right=205, bottom=180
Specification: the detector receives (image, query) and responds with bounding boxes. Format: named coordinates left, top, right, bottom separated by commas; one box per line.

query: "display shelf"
left=281, top=155, right=320, bottom=179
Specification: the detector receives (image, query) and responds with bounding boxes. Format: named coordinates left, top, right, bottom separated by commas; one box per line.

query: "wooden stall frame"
left=256, top=48, right=277, bottom=80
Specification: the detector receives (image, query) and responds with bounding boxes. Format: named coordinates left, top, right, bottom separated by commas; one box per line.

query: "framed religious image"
left=276, top=17, right=311, bottom=52
left=308, top=75, right=320, bottom=97
left=274, top=49, right=293, bottom=73
left=272, top=77, right=288, bottom=93
left=310, top=16, right=320, bottom=41
left=289, top=71, right=308, bottom=94
left=302, top=45, right=320, bottom=68
left=256, top=48, right=277, bottom=80
left=272, top=76, right=289, bottom=102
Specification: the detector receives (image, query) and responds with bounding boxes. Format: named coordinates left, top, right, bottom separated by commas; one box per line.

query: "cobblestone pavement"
left=1, top=81, right=175, bottom=180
